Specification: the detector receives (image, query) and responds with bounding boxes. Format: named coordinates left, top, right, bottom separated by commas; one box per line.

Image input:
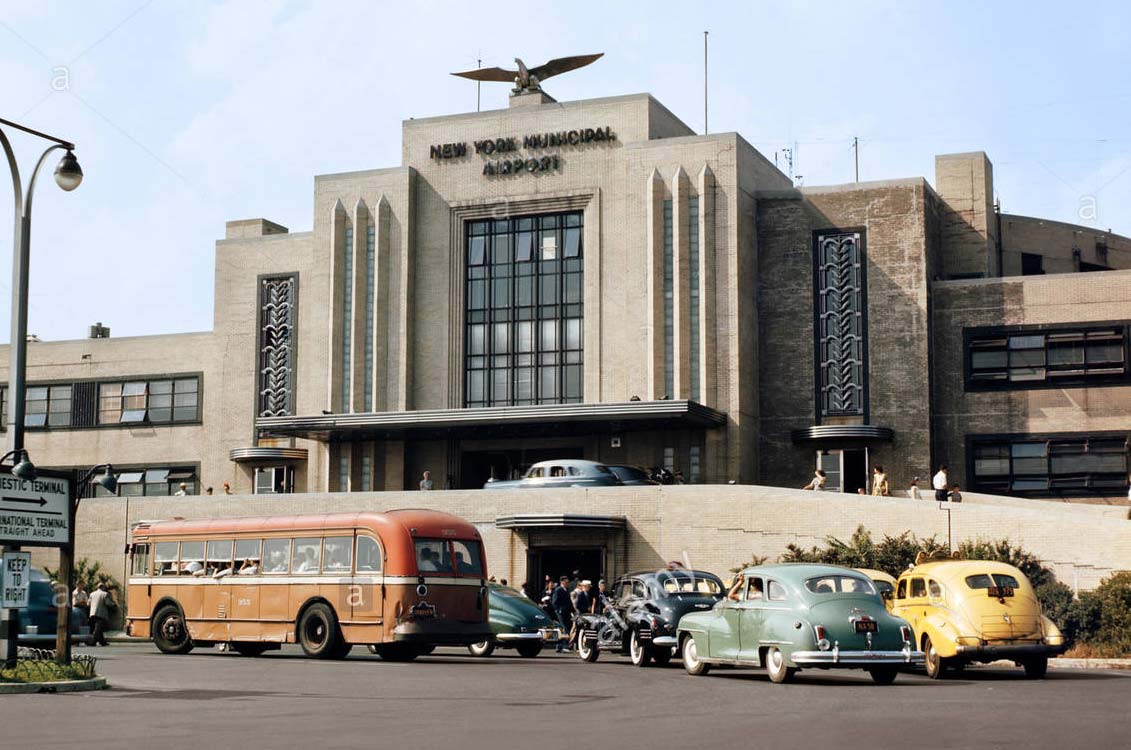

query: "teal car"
left=677, top=564, right=924, bottom=684
left=467, top=584, right=565, bottom=658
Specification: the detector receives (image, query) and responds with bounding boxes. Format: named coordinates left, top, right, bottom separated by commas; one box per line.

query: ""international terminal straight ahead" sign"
left=0, top=470, right=71, bottom=547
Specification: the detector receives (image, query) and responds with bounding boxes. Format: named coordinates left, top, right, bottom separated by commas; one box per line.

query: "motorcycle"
left=576, top=602, right=629, bottom=662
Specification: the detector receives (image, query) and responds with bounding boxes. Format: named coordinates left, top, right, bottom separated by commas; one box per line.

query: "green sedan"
left=468, top=583, right=565, bottom=658
left=677, top=564, right=924, bottom=684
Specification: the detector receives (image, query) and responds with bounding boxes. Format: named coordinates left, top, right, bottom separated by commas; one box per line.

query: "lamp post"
left=56, top=464, right=116, bottom=664
left=1, top=116, right=83, bottom=667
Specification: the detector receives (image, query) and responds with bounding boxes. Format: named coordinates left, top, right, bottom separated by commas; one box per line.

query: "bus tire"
left=331, top=641, right=353, bottom=660
left=153, top=604, right=194, bottom=655
left=231, top=642, right=270, bottom=657
left=297, top=602, right=343, bottom=659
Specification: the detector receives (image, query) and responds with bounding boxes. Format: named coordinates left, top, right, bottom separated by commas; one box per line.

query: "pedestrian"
left=871, top=465, right=889, bottom=496
left=551, top=576, right=573, bottom=652
left=419, top=470, right=434, bottom=491
left=540, top=579, right=556, bottom=620
left=802, top=469, right=827, bottom=491
left=932, top=465, right=949, bottom=503
left=72, top=580, right=90, bottom=620
left=499, top=578, right=508, bottom=587
left=88, top=582, right=113, bottom=647
left=174, top=482, right=189, bottom=496
left=908, top=477, right=921, bottom=500
left=591, top=579, right=610, bottom=613
left=857, top=488, right=866, bottom=495
left=205, top=486, right=214, bottom=496
left=949, top=485, right=963, bottom=503
left=223, top=481, right=233, bottom=495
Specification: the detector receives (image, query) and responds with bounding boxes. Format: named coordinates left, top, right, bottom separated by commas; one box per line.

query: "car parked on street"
left=483, top=459, right=622, bottom=489
left=890, top=553, right=1066, bottom=678
left=15, top=568, right=90, bottom=646
left=677, top=563, right=923, bottom=684
left=578, top=566, right=725, bottom=666
left=467, top=583, right=564, bottom=658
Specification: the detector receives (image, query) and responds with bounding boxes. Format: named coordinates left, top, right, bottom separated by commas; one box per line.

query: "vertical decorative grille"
left=815, top=231, right=867, bottom=417
left=364, top=223, right=375, bottom=411
left=662, top=199, right=674, bottom=398
left=688, top=196, right=700, bottom=401
left=258, top=275, right=297, bottom=417
left=341, top=225, right=353, bottom=412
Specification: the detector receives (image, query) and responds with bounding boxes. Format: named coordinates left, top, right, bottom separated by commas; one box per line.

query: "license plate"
left=854, top=620, right=877, bottom=633
left=987, top=586, right=1015, bottom=598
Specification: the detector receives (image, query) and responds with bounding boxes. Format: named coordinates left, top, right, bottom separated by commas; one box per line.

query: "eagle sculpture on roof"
left=452, top=53, right=604, bottom=94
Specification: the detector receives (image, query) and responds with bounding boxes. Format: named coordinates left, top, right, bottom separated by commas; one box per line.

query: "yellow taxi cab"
left=891, top=552, right=1065, bottom=678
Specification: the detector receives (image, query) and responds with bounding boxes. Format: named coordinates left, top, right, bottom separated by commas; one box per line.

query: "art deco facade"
left=3, top=89, right=1130, bottom=504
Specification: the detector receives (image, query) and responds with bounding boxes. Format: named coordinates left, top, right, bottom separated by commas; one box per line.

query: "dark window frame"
left=964, top=321, right=1131, bottom=392
left=967, top=431, right=1130, bottom=498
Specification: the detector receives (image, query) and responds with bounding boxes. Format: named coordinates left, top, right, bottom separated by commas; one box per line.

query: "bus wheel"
left=331, top=641, right=353, bottom=660
left=231, top=642, right=269, bottom=657
left=153, top=605, right=194, bottom=655
left=297, top=602, right=343, bottom=659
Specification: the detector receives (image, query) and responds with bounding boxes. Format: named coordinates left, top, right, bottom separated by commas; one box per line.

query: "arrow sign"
left=0, top=471, right=71, bottom=546
left=2, top=496, right=48, bottom=507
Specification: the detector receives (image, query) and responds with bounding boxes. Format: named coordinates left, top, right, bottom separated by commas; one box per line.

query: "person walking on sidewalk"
left=88, top=583, right=113, bottom=646
left=871, top=465, right=890, bottom=496
left=932, top=465, right=949, bottom=503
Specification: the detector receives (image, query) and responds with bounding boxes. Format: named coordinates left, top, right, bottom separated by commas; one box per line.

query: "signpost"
left=2, top=552, right=32, bottom=609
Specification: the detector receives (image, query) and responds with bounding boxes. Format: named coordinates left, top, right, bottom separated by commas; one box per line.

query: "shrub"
left=44, top=558, right=126, bottom=630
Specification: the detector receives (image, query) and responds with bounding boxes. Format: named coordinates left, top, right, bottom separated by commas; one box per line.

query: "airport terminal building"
left=3, top=86, right=1131, bottom=504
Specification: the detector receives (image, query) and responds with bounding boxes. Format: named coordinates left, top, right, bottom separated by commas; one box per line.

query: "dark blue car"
left=11, top=569, right=90, bottom=646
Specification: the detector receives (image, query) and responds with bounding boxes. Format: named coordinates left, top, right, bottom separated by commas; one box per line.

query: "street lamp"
left=1, top=116, right=82, bottom=667
left=0, top=448, right=36, bottom=480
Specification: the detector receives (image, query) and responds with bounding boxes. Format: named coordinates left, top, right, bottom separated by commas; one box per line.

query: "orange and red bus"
left=125, top=509, right=491, bottom=660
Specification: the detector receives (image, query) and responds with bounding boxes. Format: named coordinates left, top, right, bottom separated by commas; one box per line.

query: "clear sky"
left=1, top=0, right=1129, bottom=342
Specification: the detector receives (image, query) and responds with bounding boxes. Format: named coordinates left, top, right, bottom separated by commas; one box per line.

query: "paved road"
left=3, top=643, right=1129, bottom=749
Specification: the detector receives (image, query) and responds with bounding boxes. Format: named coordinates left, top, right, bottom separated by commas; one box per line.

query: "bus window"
left=452, top=540, right=483, bottom=576
left=154, top=542, right=178, bottom=576
left=356, top=536, right=381, bottom=573
left=206, top=540, right=233, bottom=577
left=131, top=543, right=151, bottom=576
left=415, top=540, right=449, bottom=573
left=179, top=541, right=205, bottom=575
left=291, top=537, right=322, bottom=574
left=235, top=539, right=261, bottom=575
left=322, top=536, right=352, bottom=573
left=263, top=538, right=291, bottom=573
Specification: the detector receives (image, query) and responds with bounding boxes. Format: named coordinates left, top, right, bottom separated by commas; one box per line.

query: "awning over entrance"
left=496, top=514, right=627, bottom=530
left=256, top=400, right=725, bottom=441
left=790, top=424, right=894, bottom=445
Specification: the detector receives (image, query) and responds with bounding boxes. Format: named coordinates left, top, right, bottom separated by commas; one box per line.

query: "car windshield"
left=804, top=574, right=877, bottom=595
left=965, top=573, right=1021, bottom=590
left=658, top=574, right=722, bottom=595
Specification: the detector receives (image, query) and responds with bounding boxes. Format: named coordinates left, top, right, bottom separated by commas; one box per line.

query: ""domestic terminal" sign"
left=0, top=471, right=71, bottom=547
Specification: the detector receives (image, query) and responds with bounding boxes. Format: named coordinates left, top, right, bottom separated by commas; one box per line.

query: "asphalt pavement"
left=2, top=642, right=1129, bottom=749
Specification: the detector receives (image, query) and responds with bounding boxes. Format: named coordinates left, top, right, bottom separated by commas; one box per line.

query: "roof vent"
left=89, top=322, right=111, bottom=339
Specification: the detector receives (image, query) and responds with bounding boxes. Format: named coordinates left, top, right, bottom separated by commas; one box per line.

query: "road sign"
left=0, top=471, right=71, bottom=546
left=2, top=551, right=32, bottom=608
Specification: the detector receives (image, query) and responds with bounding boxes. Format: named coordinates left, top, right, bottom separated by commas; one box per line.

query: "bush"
left=44, top=558, right=125, bottom=630
left=1084, top=571, right=1131, bottom=657
left=777, top=525, right=947, bottom=578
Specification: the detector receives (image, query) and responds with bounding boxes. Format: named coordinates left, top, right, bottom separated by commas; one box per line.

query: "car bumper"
left=392, top=620, right=493, bottom=645
left=792, top=648, right=925, bottom=666
left=651, top=636, right=678, bottom=647
left=496, top=628, right=565, bottom=643
left=955, top=643, right=1066, bottom=659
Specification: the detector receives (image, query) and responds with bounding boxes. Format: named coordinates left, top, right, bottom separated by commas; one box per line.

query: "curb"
left=979, top=658, right=1131, bottom=671
left=0, top=677, right=108, bottom=694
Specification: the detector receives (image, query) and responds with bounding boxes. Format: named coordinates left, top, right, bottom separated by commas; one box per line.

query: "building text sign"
left=2, top=552, right=32, bottom=608
left=429, top=126, right=616, bottom=177
left=0, top=471, right=71, bottom=546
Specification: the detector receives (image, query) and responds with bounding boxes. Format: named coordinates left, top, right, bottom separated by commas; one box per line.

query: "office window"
left=341, top=224, right=353, bottom=411
left=338, top=455, right=350, bottom=492
left=92, top=465, right=197, bottom=497
left=663, top=199, right=674, bottom=398
left=364, top=222, right=375, bottom=411
left=663, top=446, right=675, bottom=471
left=966, top=324, right=1129, bottom=390
left=689, top=445, right=701, bottom=483
left=971, top=434, right=1130, bottom=498
left=97, top=377, right=199, bottom=424
left=24, top=384, right=71, bottom=427
left=0, top=386, right=6, bottom=431
left=688, top=196, right=700, bottom=402
left=254, top=466, right=294, bottom=494
left=465, top=211, right=583, bottom=407
left=360, top=454, right=372, bottom=491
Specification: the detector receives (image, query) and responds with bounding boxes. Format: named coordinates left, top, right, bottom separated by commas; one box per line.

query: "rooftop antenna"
left=703, top=31, right=709, bottom=135
left=477, top=53, right=482, bottom=112
left=853, top=136, right=860, bottom=182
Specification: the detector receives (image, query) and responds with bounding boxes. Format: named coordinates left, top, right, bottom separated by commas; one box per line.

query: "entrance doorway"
left=527, top=547, right=604, bottom=594
left=816, top=448, right=869, bottom=494
left=460, top=446, right=584, bottom=489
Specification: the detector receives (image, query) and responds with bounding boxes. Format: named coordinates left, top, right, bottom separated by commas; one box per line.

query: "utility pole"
left=476, top=55, right=481, bottom=112
left=703, top=31, right=709, bottom=135
left=853, top=136, right=859, bottom=183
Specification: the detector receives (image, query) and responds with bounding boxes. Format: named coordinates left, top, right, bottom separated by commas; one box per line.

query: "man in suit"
left=551, top=576, right=573, bottom=652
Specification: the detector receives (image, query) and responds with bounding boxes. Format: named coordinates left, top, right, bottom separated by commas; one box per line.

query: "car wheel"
left=468, top=640, right=496, bottom=657
left=297, top=602, right=343, bottom=659
left=765, top=647, right=796, bottom=684
left=1022, top=655, right=1048, bottom=679
left=681, top=635, right=710, bottom=676
left=371, top=644, right=420, bottom=662
left=868, top=667, right=899, bottom=685
left=652, top=646, right=673, bottom=666
left=152, top=604, right=194, bottom=655
left=923, top=635, right=947, bottom=679
left=578, top=637, right=599, bottom=662
left=515, top=642, right=543, bottom=658
left=231, top=642, right=270, bottom=657
left=629, top=630, right=652, bottom=668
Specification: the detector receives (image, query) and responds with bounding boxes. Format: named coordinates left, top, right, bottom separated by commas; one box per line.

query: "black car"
left=605, top=465, right=660, bottom=486
left=580, top=567, right=724, bottom=667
